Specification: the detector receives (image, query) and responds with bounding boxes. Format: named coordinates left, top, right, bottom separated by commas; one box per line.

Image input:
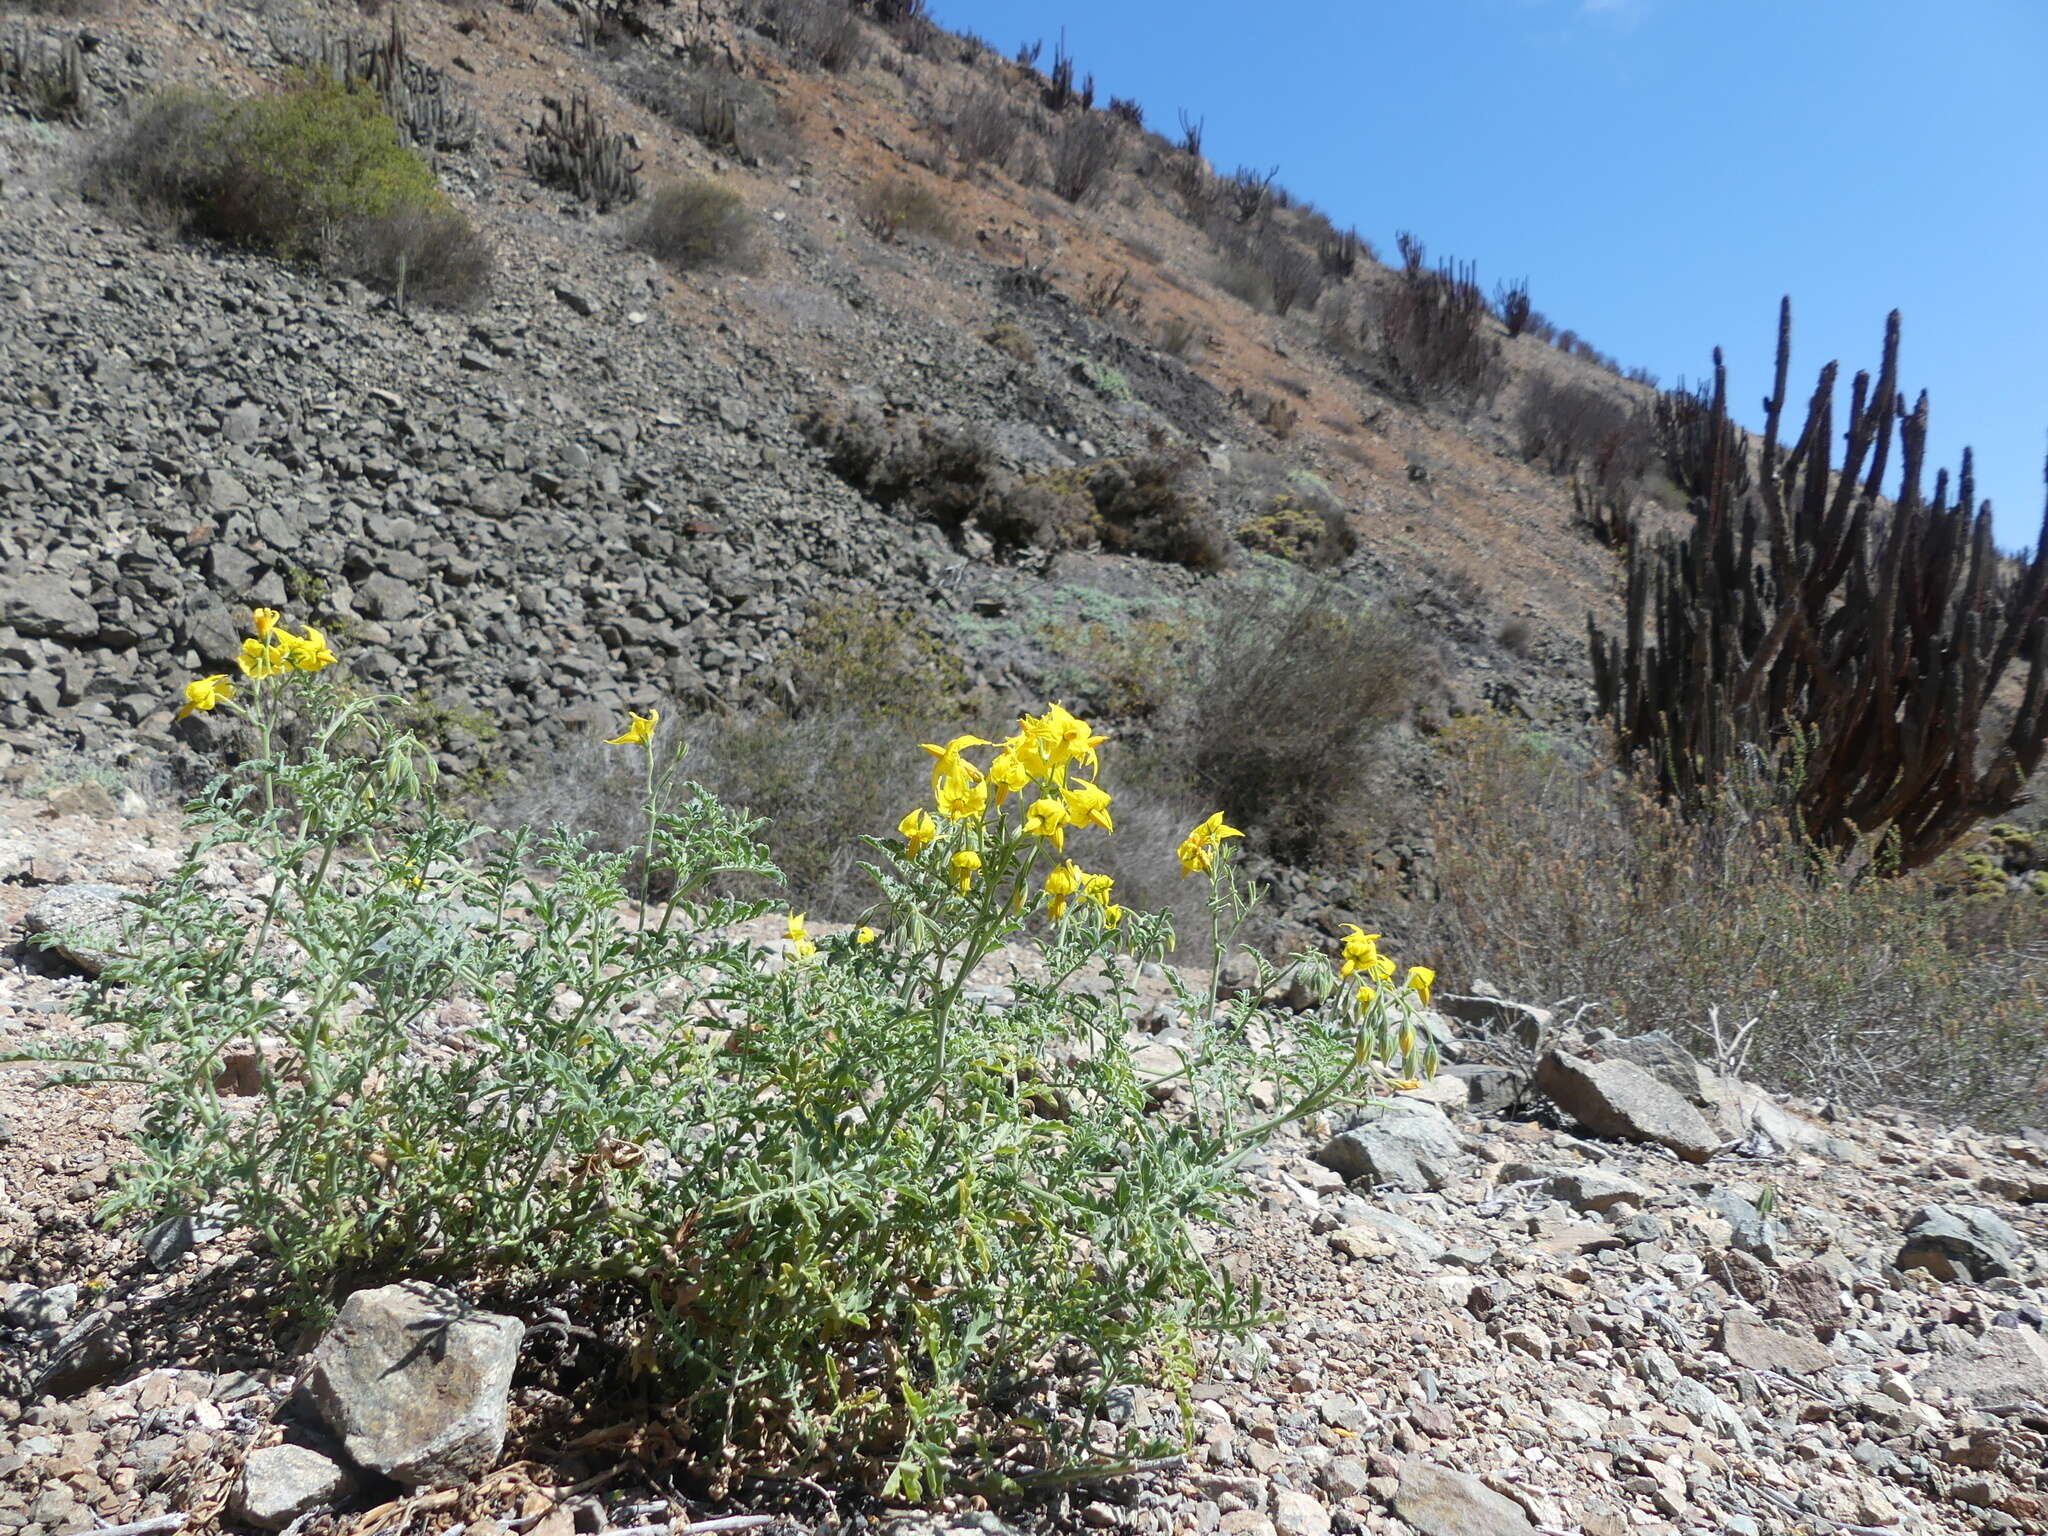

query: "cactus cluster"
left=526, top=90, right=642, bottom=211
left=2, top=29, right=86, bottom=123
left=306, top=12, right=477, bottom=156
left=1590, top=298, right=2048, bottom=869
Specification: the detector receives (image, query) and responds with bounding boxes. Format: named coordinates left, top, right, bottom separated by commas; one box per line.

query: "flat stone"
left=0, top=572, right=98, bottom=640
left=1541, top=1169, right=1650, bottom=1214
left=22, top=883, right=137, bottom=976
left=1535, top=1051, right=1720, bottom=1162
left=231, top=1444, right=359, bottom=1530
left=304, top=1282, right=522, bottom=1488
left=1913, top=1326, right=2048, bottom=1409
left=1718, top=1314, right=1835, bottom=1374
left=1392, top=1460, right=1537, bottom=1536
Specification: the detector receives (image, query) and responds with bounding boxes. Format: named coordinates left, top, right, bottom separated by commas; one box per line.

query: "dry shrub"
left=336, top=201, right=493, bottom=310
left=1156, top=313, right=1200, bottom=358
left=621, top=59, right=794, bottom=166
left=1172, top=574, right=1429, bottom=862
left=1417, top=720, right=2048, bottom=1128
left=1048, top=113, right=1118, bottom=204
left=940, top=86, right=1014, bottom=170
left=1087, top=451, right=1231, bottom=570
left=1516, top=374, right=1652, bottom=481
left=756, top=0, right=865, bottom=71
left=629, top=179, right=756, bottom=271
left=1210, top=253, right=1272, bottom=313
left=858, top=176, right=955, bottom=244
left=982, top=321, right=1036, bottom=364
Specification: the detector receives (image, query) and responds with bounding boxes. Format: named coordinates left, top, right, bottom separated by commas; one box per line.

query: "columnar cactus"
left=526, top=91, right=642, bottom=212
left=1590, top=298, right=2048, bottom=868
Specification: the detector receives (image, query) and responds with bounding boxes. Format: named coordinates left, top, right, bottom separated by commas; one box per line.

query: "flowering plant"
left=22, top=659, right=1434, bottom=1497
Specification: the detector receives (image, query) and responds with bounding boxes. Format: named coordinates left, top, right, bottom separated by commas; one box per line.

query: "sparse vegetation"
left=629, top=178, right=756, bottom=270
left=1172, top=574, right=1429, bottom=861
left=1371, top=251, right=1504, bottom=406
left=1422, top=718, right=2048, bottom=1128
left=86, top=82, right=492, bottom=308
left=1516, top=374, right=1651, bottom=482
left=1048, top=112, right=1119, bottom=204
left=982, top=320, right=1036, bottom=364
left=858, top=175, right=955, bottom=244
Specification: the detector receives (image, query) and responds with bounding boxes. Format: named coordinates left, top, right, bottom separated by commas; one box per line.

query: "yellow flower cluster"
left=1176, top=812, right=1242, bottom=878
left=1338, top=924, right=1434, bottom=1008
left=906, top=705, right=1125, bottom=925
left=176, top=609, right=336, bottom=718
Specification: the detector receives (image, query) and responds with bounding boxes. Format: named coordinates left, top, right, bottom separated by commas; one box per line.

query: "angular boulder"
left=304, top=1282, right=522, bottom=1488
left=1897, top=1205, right=2029, bottom=1282
left=1315, top=1098, right=1466, bottom=1192
left=1535, top=1051, right=1720, bottom=1162
left=1392, top=1460, right=1537, bottom=1536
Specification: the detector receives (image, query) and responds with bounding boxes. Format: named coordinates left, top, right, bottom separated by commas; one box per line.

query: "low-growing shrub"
left=754, top=0, right=865, bottom=71
left=1210, top=253, right=1273, bottom=313
left=22, top=633, right=1435, bottom=1495
left=1080, top=451, right=1231, bottom=570
left=939, top=86, right=1015, bottom=170
left=1173, top=574, right=1427, bottom=860
left=86, top=83, right=492, bottom=307
left=1236, top=493, right=1354, bottom=567
left=982, top=320, right=1036, bottom=364
left=621, top=58, right=793, bottom=166
left=1516, top=374, right=1651, bottom=482
left=1419, top=720, right=2048, bottom=1127
left=1048, top=112, right=1118, bottom=204
left=629, top=178, right=756, bottom=270
left=858, top=175, right=955, bottom=244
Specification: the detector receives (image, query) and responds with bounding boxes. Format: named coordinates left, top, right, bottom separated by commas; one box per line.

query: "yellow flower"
left=1061, top=778, right=1114, bottom=835
left=1022, top=795, right=1068, bottom=851
left=921, top=735, right=990, bottom=798
left=856, top=926, right=878, bottom=945
left=1176, top=811, right=1243, bottom=877
left=1404, top=965, right=1436, bottom=1006
left=785, top=912, right=816, bottom=962
left=1338, top=926, right=1382, bottom=979
left=236, top=636, right=285, bottom=679
left=1102, top=903, right=1123, bottom=930
left=607, top=709, right=659, bottom=747
left=949, top=848, right=982, bottom=893
left=1367, top=952, right=1397, bottom=985
left=935, top=772, right=989, bottom=820
left=1356, top=981, right=1376, bottom=1004
left=251, top=607, right=282, bottom=639
left=1081, top=870, right=1115, bottom=910
left=1397, top=1023, right=1417, bottom=1056
left=283, top=624, right=337, bottom=672
left=898, top=807, right=938, bottom=856
left=986, top=747, right=1033, bottom=804
left=1043, top=859, right=1082, bottom=920
left=1014, top=704, right=1107, bottom=784
left=177, top=674, right=234, bottom=719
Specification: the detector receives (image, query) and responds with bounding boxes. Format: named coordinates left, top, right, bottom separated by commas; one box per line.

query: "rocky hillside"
left=0, top=0, right=1642, bottom=804
left=3, top=788, right=2047, bottom=1536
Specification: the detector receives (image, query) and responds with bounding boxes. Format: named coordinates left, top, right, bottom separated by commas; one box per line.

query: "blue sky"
left=930, top=0, right=2048, bottom=552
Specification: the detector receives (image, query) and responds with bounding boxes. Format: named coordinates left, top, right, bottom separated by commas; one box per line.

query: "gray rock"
left=1541, top=1169, right=1650, bottom=1214
left=22, top=882, right=137, bottom=976
left=1440, top=1063, right=1523, bottom=1116
left=1898, top=1204, right=2028, bottom=1281
left=1316, top=1098, right=1467, bottom=1192
left=231, top=1444, right=359, bottom=1530
left=1717, top=1313, right=1835, bottom=1375
left=1587, top=1028, right=1705, bottom=1103
left=1535, top=1051, right=1721, bottom=1163
left=1391, top=1460, right=1536, bottom=1536
left=0, top=572, right=97, bottom=639
left=355, top=573, right=422, bottom=623
left=1912, top=1325, right=2048, bottom=1408
left=1327, top=1205, right=1446, bottom=1262
left=304, top=1282, right=523, bottom=1488
left=1435, top=994, right=1551, bottom=1052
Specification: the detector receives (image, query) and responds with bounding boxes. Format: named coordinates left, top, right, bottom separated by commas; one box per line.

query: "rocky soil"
left=5, top=787, right=2047, bottom=1536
